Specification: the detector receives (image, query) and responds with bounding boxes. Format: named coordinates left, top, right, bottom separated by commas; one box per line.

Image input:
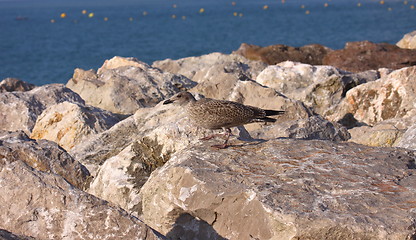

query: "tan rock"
left=152, top=52, right=267, bottom=81
left=347, top=116, right=416, bottom=147
left=397, top=30, right=416, bottom=49
left=139, top=139, right=416, bottom=239
left=0, top=160, right=164, bottom=240
left=67, top=56, right=195, bottom=114
left=97, top=56, right=148, bottom=73
left=0, top=130, right=89, bottom=190
left=348, top=124, right=403, bottom=147
left=30, top=102, right=121, bottom=151
left=0, top=84, right=84, bottom=134
left=329, top=66, right=416, bottom=126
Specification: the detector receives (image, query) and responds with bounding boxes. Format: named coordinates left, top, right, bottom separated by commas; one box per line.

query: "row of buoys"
left=50, top=1, right=415, bottom=23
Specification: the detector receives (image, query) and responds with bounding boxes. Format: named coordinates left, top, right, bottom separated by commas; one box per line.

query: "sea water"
left=1, top=0, right=415, bottom=85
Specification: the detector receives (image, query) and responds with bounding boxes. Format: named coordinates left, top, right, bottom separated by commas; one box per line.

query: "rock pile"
left=1, top=30, right=416, bottom=239
left=235, top=31, right=416, bottom=73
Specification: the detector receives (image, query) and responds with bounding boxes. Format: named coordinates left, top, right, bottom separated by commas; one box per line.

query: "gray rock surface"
left=0, top=130, right=89, bottom=189
left=0, top=160, right=164, bottom=240
left=139, top=139, right=416, bottom=240
left=0, top=84, right=84, bottom=134
left=30, top=101, right=122, bottom=151
left=0, top=229, right=35, bottom=240
left=67, top=56, right=196, bottom=114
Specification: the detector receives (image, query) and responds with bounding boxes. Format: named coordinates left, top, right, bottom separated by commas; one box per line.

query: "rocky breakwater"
left=234, top=30, right=416, bottom=73
left=1, top=46, right=416, bottom=239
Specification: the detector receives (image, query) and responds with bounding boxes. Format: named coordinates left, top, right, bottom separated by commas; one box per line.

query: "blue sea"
left=1, top=0, right=416, bottom=86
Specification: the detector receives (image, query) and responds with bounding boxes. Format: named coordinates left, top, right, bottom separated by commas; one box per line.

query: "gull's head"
left=163, top=91, right=196, bottom=106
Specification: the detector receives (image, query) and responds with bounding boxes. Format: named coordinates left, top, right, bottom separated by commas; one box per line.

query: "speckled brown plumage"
left=163, top=91, right=284, bottom=148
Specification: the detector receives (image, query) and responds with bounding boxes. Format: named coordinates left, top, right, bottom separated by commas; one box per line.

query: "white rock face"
left=397, top=30, right=416, bottom=49
left=256, top=61, right=379, bottom=117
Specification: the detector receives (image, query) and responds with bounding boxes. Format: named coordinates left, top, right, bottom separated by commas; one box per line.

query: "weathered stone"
left=0, top=78, right=35, bottom=93
left=233, top=43, right=333, bottom=65
left=66, top=56, right=196, bottom=114
left=397, top=121, right=416, bottom=151
left=322, top=41, right=416, bottom=72
left=0, top=160, right=164, bottom=240
left=69, top=100, right=214, bottom=175
left=152, top=52, right=267, bottom=82
left=0, top=130, right=89, bottom=190
left=346, top=115, right=416, bottom=148
left=348, top=123, right=404, bottom=147
left=139, top=139, right=416, bottom=240
left=0, top=229, right=35, bottom=240
left=328, top=66, right=416, bottom=126
left=88, top=139, right=171, bottom=214
left=0, top=84, right=84, bottom=134
left=256, top=61, right=379, bottom=117
left=75, top=91, right=348, bottom=214
left=397, top=30, right=416, bottom=49
left=30, top=102, right=122, bottom=151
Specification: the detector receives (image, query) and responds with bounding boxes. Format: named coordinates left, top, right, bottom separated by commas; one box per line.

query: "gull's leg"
left=199, top=129, right=224, bottom=140
left=211, top=128, right=232, bottom=149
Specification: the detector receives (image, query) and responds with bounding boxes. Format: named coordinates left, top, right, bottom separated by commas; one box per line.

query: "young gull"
left=163, top=91, right=284, bottom=148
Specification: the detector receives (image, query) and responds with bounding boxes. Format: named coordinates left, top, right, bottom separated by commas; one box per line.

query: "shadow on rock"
left=166, top=213, right=227, bottom=240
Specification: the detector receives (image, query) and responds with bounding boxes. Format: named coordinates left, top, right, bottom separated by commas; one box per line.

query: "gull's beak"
left=163, top=99, right=173, bottom=105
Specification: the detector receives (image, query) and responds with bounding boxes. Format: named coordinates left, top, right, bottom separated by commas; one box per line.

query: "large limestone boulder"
left=0, top=130, right=89, bottom=189
left=256, top=61, right=380, bottom=117
left=0, top=84, right=84, bottom=134
left=152, top=52, right=267, bottom=82
left=329, top=66, right=416, bottom=126
left=30, top=101, right=122, bottom=151
left=66, top=56, right=196, bottom=115
left=0, top=160, right=164, bottom=240
left=139, top=139, right=416, bottom=240
left=0, top=78, right=35, bottom=92
left=76, top=89, right=348, bottom=214
left=322, top=41, right=416, bottom=72
left=397, top=30, right=416, bottom=49
left=233, top=43, right=333, bottom=65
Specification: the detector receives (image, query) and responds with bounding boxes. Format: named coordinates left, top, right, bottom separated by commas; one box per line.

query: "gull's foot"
left=199, top=134, right=223, bottom=141
left=210, top=144, right=229, bottom=149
